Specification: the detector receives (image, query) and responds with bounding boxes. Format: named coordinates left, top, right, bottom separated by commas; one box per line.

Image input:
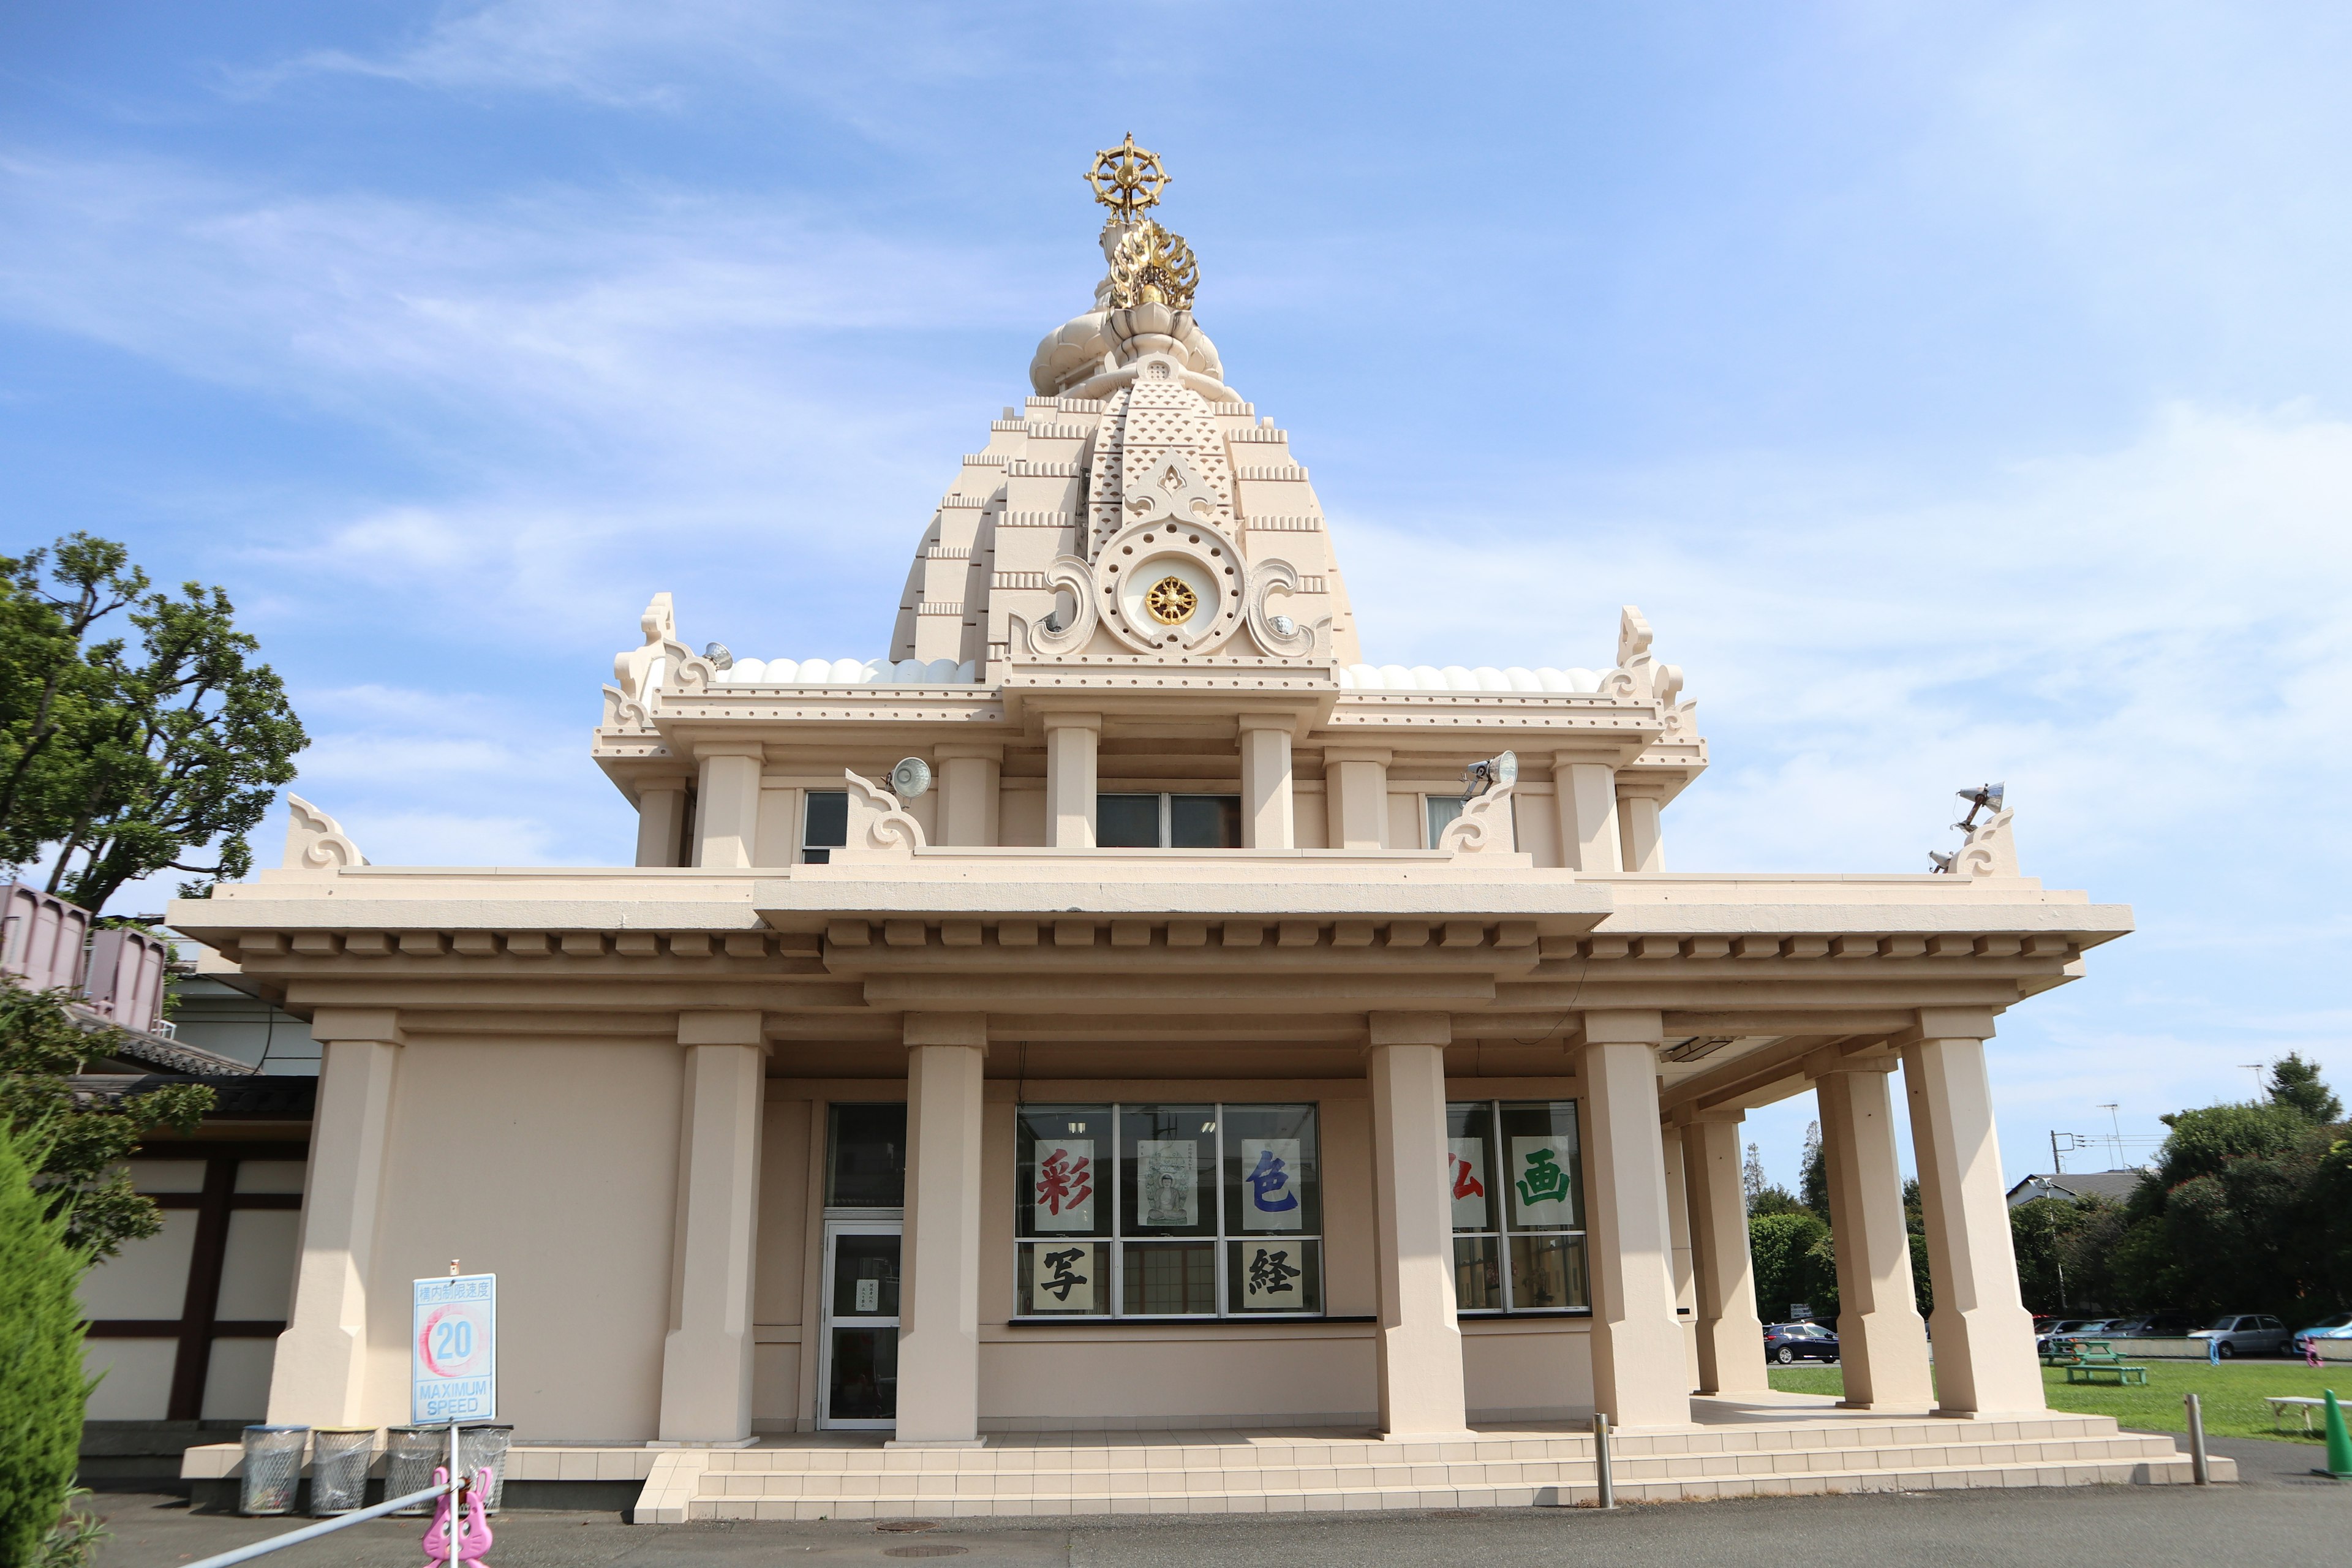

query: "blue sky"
left=5, top=2, right=2348, bottom=1189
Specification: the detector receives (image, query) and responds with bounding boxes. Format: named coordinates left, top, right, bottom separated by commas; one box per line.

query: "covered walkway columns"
left=267, top=1009, right=403, bottom=1425
left=657, top=1011, right=769, bottom=1444
left=1366, top=1012, right=1470, bottom=1438
left=1580, top=1011, right=1690, bottom=1427
left=894, top=1013, right=989, bottom=1445
left=1903, top=1009, right=2045, bottom=1415
left=1679, top=1107, right=1767, bottom=1395
left=1809, top=1049, right=1933, bottom=1409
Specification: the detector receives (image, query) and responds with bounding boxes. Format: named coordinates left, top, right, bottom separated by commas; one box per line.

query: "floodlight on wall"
left=703, top=641, right=734, bottom=670
left=1269, top=613, right=1297, bottom=638
left=890, top=758, right=933, bottom=799
left=1462, top=749, right=1519, bottom=799
left=1928, top=850, right=1958, bottom=874
left=1953, top=782, right=2004, bottom=831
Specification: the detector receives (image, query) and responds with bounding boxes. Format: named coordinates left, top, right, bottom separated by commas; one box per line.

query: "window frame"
left=1092, top=793, right=1243, bottom=850
left=1013, top=1101, right=1323, bottom=1322
left=1423, top=794, right=1467, bottom=848
left=802, top=789, right=848, bottom=864
left=1446, top=1098, right=1591, bottom=1317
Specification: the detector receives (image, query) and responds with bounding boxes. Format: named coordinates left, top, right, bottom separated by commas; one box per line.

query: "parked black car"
left=1763, top=1322, right=1841, bottom=1364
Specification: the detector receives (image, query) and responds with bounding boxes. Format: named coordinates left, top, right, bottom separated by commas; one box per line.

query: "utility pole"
left=2097, top=1104, right=2122, bottom=1169
left=2050, top=1129, right=2064, bottom=1175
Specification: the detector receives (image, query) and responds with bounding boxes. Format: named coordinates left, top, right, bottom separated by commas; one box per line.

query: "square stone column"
left=1659, top=1123, right=1700, bottom=1391
left=1811, top=1055, right=1933, bottom=1409
left=1578, top=1012, right=1689, bottom=1427
left=894, top=1014, right=988, bottom=1445
left=1549, top=756, right=1623, bottom=872
left=1238, top=716, right=1295, bottom=850
left=1901, top=1009, right=2045, bottom=1415
left=693, top=742, right=765, bottom=869
left=1043, top=714, right=1099, bottom=848
left=634, top=780, right=689, bottom=867
left=1682, top=1109, right=1768, bottom=1395
left=1366, top=1013, right=1469, bottom=1437
left=268, top=1010, right=402, bottom=1425
left=1615, top=786, right=1665, bottom=873
left=1324, top=747, right=1392, bottom=850
left=658, top=1012, right=769, bottom=1444
left=935, top=744, right=1003, bottom=847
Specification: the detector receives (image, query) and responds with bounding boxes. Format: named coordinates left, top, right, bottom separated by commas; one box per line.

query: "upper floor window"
left=1425, top=795, right=1466, bottom=846
left=1096, top=793, right=1242, bottom=848
left=803, top=790, right=848, bottom=864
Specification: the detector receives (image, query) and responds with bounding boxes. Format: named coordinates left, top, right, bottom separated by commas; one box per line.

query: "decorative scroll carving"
left=284, top=794, right=368, bottom=870
left=1016, top=555, right=1101, bottom=657
left=657, top=638, right=718, bottom=698
left=831, top=771, right=927, bottom=862
left=1953, top=809, right=2020, bottom=878
left=612, top=592, right=675, bottom=701
left=1600, top=603, right=1684, bottom=709
left=1245, top=557, right=1317, bottom=658
left=600, top=684, right=650, bottom=730
left=1438, top=784, right=1518, bottom=858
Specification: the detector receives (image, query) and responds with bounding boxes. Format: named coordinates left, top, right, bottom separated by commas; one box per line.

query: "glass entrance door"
left=817, top=1221, right=900, bottom=1430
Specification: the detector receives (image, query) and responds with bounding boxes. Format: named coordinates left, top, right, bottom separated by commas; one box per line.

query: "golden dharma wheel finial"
left=1086, top=132, right=1172, bottom=222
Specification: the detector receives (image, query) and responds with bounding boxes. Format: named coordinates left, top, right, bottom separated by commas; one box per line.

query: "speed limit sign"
left=412, top=1273, right=497, bottom=1422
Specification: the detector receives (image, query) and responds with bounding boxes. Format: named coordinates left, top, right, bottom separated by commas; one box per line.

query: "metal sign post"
left=414, top=1268, right=495, bottom=1566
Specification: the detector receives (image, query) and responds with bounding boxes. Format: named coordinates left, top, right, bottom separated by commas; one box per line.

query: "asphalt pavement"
left=85, top=1434, right=2345, bottom=1568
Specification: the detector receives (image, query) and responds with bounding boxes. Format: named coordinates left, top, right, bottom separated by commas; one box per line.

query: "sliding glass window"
left=1015, top=1102, right=1321, bottom=1318
left=1447, top=1100, right=1588, bottom=1313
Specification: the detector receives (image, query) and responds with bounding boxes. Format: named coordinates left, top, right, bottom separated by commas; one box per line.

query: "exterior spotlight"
left=1269, top=614, right=1297, bottom=638
left=1462, top=750, right=1519, bottom=799
left=1953, top=782, right=2003, bottom=831
left=703, top=641, right=734, bottom=670
left=1928, top=851, right=1958, bottom=875
left=889, top=758, right=933, bottom=799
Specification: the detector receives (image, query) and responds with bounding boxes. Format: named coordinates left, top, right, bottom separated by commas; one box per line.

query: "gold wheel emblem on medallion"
left=1144, top=576, right=1197, bottom=625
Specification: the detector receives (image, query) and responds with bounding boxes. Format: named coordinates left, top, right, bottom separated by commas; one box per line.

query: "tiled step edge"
left=684, top=1453, right=2230, bottom=1520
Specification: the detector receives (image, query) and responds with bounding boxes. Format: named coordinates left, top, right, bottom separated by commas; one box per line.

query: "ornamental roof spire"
left=1084, top=134, right=1198, bottom=312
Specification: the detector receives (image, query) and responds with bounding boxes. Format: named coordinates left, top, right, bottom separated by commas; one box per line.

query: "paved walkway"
left=87, top=1435, right=2343, bottom=1568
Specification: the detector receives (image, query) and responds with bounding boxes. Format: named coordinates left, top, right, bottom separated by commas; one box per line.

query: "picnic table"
left=2059, top=1342, right=2149, bottom=1385
left=2266, top=1395, right=2328, bottom=1434
left=2044, top=1336, right=2113, bottom=1366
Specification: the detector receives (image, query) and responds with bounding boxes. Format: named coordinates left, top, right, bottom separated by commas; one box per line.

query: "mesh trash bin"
left=308, top=1428, right=377, bottom=1515
left=239, top=1425, right=308, bottom=1516
left=458, top=1425, right=514, bottom=1513
left=384, top=1426, right=450, bottom=1515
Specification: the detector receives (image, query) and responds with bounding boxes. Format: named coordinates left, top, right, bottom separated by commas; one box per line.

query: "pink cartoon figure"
left=420, top=1464, right=494, bottom=1566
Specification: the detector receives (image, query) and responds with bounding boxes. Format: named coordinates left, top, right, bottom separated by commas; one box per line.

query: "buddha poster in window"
left=1134, top=1140, right=1197, bottom=1227
left=1032, top=1139, right=1095, bottom=1232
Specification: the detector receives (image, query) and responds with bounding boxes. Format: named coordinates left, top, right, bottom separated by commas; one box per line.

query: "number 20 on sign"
left=412, top=1274, right=497, bottom=1423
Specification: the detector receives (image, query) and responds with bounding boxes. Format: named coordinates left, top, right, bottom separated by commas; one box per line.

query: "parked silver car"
left=2190, top=1313, right=2291, bottom=1357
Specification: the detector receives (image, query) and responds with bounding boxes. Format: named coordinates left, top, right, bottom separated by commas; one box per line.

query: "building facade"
left=169, top=145, right=2201, bottom=1509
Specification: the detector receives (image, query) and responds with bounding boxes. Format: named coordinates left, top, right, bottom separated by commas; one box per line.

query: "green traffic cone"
left=2318, top=1389, right=2352, bottom=1480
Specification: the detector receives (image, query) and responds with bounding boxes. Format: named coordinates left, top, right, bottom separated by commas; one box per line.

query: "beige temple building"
left=166, top=141, right=2220, bottom=1513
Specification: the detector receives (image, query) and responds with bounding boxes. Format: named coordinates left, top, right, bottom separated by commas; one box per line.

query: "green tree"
left=1749, top=1210, right=1839, bottom=1322
left=1, top=976, right=210, bottom=1259
left=2109, top=1081, right=2343, bottom=1320
left=0, top=535, right=305, bottom=910
left=0, top=1123, right=94, bottom=1568
left=1747, top=1182, right=1806, bottom=1218
left=1799, top=1120, right=1831, bottom=1223
left=2269, top=1052, right=2343, bottom=1123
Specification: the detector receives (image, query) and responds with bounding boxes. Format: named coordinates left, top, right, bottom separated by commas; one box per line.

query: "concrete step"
left=694, top=1436, right=2189, bottom=1497
left=682, top=1453, right=2223, bottom=1520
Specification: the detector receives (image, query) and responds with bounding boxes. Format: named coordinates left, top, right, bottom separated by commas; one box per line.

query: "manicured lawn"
left=1763, top=1359, right=2350, bottom=1444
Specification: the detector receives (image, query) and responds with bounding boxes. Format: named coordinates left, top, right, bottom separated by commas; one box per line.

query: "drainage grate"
left=876, top=1521, right=939, bottom=1532
left=883, top=1547, right=969, bottom=1558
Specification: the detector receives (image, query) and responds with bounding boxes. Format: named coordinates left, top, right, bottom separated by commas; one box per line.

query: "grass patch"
left=1765, top=1359, right=2349, bottom=1444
